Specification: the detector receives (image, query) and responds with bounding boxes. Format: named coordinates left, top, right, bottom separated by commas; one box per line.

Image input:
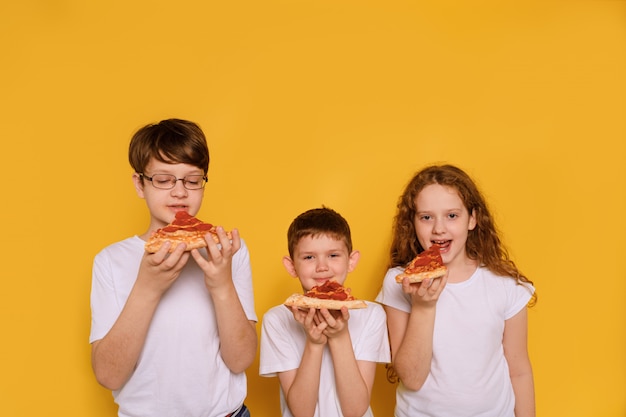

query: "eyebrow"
left=148, top=170, right=205, bottom=176
left=296, top=246, right=347, bottom=255
left=416, top=208, right=465, bottom=216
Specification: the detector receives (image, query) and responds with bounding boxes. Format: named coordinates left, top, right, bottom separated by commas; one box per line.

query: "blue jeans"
left=230, top=404, right=250, bottom=417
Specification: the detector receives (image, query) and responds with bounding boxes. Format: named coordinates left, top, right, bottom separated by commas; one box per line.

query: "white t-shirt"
left=259, top=300, right=391, bottom=417
left=376, top=266, right=534, bottom=417
left=90, top=236, right=257, bottom=417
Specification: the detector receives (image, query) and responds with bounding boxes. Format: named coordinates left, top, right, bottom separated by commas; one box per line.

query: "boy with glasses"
left=89, top=119, right=257, bottom=417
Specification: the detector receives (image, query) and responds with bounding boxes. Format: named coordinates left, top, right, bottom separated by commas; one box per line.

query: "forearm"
left=328, top=332, right=371, bottom=417
left=394, top=306, right=436, bottom=391
left=210, top=283, right=257, bottom=373
left=503, top=308, right=535, bottom=417
left=91, top=287, right=160, bottom=390
left=512, top=369, right=535, bottom=417
left=285, top=342, right=324, bottom=417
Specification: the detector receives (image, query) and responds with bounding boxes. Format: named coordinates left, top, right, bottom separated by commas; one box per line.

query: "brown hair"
left=128, top=119, right=209, bottom=175
left=286, top=207, right=353, bottom=258
left=385, top=164, right=536, bottom=384
left=390, top=164, right=535, bottom=302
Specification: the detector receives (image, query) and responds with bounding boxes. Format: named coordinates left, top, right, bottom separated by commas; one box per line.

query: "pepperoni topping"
left=172, top=211, right=196, bottom=225
left=405, top=244, right=444, bottom=273
left=305, top=280, right=355, bottom=301
left=159, top=212, right=215, bottom=233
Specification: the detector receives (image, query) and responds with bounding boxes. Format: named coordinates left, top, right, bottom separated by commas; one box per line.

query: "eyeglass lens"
left=149, top=174, right=206, bottom=189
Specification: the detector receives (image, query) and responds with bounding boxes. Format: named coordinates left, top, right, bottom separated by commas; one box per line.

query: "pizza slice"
left=395, top=244, right=447, bottom=283
left=284, top=280, right=367, bottom=310
left=145, top=211, right=232, bottom=253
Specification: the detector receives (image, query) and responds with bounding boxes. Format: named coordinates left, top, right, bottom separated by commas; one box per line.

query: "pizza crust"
left=144, top=234, right=209, bottom=253
left=144, top=212, right=232, bottom=253
left=395, top=266, right=448, bottom=283
left=145, top=230, right=231, bottom=253
left=284, top=294, right=367, bottom=310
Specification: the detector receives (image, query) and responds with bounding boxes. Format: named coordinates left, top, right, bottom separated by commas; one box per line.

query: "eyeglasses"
left=140, top=173, right=207, bottom=190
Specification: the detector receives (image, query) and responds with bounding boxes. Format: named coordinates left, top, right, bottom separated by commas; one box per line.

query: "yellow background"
left=1, top=1, right=625, bottom=416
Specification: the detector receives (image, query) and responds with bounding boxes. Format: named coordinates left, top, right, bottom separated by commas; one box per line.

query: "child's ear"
left=282, top=256, right=298, bottom=278
left=132, top=173, right=145, bottom=198
left=468, top=209, right=477, bottom=231
left=348, top=250, right=361, bottom=273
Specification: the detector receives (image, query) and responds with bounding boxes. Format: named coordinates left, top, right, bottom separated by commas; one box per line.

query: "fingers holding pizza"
left=144, top=211, right=242, bottom=289
left=148, top=211, right=239, bottom=256
left=284, top=280, right=364, bottom=342
left=316, top=306, right=350, bottom=338
left=291, top=306, right=330, bottom=345
left=401, top=273, right=448, bottom=307
left=191, top=227, right=242, bottom=291
left=137, top=240, right=192, bottom=295
left=203, top=225, right=240, bottom=257
left=396, top=244, right=448, bottom=305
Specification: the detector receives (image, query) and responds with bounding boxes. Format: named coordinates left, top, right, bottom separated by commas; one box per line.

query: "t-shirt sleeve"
left=353, top=303, right=391, bottom=364
left=375, top=267, right=411, bottom=314
left=259, top=307, right=302, bottom=377
left=232, top=239, right=257, bottom=322
left=505, top=280, right=535, bottom=320
left=89, top=250, right=121, bottom=343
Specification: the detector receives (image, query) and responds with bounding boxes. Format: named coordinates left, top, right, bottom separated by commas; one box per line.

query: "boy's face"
left=282, top=234, right=360, bottom=292
left=133, top=158, right=205, bottom=232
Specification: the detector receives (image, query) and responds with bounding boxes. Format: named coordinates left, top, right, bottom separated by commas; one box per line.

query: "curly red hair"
left=390, top=164, right=535, bottom=303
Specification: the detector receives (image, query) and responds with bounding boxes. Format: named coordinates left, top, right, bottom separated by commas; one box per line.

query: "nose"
left=316, top=258, right=329, bottom=272
left=432, top=217, right=445, bottom=234
left=170, top=179, right=188, bottom=197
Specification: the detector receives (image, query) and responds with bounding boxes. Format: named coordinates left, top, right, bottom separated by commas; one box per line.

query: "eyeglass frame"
left=139, top=173, right=208, bottom=190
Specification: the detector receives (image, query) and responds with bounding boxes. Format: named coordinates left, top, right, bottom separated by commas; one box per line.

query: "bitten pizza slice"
left=145, top=211, right=232, bottom=253
left=395, top=244, right=448, bottom=283
left=284, top=280, right=367, bottom=310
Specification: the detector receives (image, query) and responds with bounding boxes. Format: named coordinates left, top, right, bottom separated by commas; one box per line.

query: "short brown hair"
left=286, top=207, right=353, bottom=258
left=128, top=119, right=209, bottom=174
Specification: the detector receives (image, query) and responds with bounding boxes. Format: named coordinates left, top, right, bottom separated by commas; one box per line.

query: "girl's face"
left=282, top=234, right=360, bottom=292
left=413, top=184, right=476, bottom=270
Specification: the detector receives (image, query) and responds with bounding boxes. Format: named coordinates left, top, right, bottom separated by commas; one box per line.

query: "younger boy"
left=260, top=207, right=390, bottom=417
left=89, top=119, right=257, bottom=417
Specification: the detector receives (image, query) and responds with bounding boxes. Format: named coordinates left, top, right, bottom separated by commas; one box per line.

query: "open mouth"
left=432, top=240, right=451, bottom=251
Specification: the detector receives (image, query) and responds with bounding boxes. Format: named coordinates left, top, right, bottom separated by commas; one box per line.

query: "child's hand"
left=290, top=306, right=328, bottom=345
left=401, top=271, right=448, bottom=308
left=138, top=241, right=191, bottom=296
left=316, top=307, right=349, bottom=339
left=192, top=227, right=241, bottom=292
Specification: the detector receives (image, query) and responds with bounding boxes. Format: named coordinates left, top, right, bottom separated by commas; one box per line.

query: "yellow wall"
left=1, top=1, right=624, bottom=416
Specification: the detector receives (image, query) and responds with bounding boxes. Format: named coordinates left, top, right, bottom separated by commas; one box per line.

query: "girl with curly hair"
left=376, top=164, right=536, bottom=417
